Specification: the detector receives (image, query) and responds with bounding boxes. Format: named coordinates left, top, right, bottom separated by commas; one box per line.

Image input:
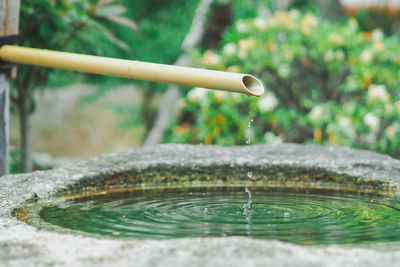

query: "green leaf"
left=95, top=4, right=126, bottom=17
left=106, top=15, right=138, bottom=30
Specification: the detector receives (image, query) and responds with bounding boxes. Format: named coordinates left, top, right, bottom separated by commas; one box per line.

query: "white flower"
left=264, top=132, right=283, bottom=144
left=238, top=38, right=255, bottom=59
left=236, top=20, right=248, bottom=33
left=338, top=117, right=351, bottom=128
left=209, top=54, right=221, bottom=65
left=202, top=50, right=222, bottom=66
left=227, top=65, right=240, bottom=73
left=305, top=13, right=318, bottom=27
left=348, top=18, right=358, bottom=30
left=336, top=50, right=345, bottom=61
left=223, top=43, right=237, bottom=56
left=187, top=87, right=208, bottom=103
left=361, top=50, right=373, bottom=63
left=215, top=91, right=226, bottom=102
left=344, top=102, right=357, bottom=113
left=338, top=117, right=356, bottom=139
left=238, top=38, right=255, bottom=50
left=372, top=29, right=384, bottom=42
left=324, top=49, right=344, bottom=62
left=364, top=113, right=380, bottom=133
left=324, top=50, right=335, bottom=62
left=385, top=123, right=399, bottom=139
left=289, top=10, right=300, bottom=20
left=254, top=17, right=267, bottom=30
left=257, top=92, right=278, bottom=112
left=177, top=98, right=186, bottom=108
left=385, top=103, right=394, bottom=115
left=329, top=33, right=343, bottom=44
left=284, top=51, right=293, bottom=61
left=368, top=84, right=390, bottom=103
left=394, top=123, right=400, bottom=132
left=277, top=64, right=290, bottom=78
left=309, top=105, right=323, bottom=122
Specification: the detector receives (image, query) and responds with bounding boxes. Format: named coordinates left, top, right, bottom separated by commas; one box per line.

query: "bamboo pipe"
left=0, top=45, right=264, bottom=96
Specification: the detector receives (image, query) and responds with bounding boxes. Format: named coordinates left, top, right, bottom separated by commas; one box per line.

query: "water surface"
left=37, top=187, right=400, bottom=245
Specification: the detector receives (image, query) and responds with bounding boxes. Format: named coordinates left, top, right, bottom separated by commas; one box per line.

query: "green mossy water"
left=38, top=187, right=400, bottom=245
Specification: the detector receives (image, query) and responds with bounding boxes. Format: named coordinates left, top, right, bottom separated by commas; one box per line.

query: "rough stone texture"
left=1, top=144, right=400, bottom=266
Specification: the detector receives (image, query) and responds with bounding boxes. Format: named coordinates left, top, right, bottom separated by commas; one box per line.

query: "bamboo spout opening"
left=242, top=75, right=264, bottom=97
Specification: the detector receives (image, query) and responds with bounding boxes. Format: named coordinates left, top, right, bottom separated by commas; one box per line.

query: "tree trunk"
left=0, top=74, right=9, bottom=175
left=272, top=0, right=292, bottom=9
left=203, top=3, right=232, bottom=49
left=0, top=0, right=20, bottom=176
left=143, top=0, right=214, bottom=146
left=141, top=86, right=157, bottom=138
left=18, top=92, right=32, bottom=172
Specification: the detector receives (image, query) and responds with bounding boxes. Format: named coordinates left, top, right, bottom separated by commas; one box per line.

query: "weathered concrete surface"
left=1, top=144, right=400, bottom=266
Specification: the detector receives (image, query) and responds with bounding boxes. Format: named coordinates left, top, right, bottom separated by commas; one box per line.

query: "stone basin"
left=1, top=144, right=400, bottom=266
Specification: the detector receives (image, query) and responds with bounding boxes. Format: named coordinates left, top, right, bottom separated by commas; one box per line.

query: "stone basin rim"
left=2, top=144, right=400, bottom=267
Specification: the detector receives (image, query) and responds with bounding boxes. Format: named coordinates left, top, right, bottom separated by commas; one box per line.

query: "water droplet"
left=245, top=185, right=250, bottom=193
left=267, top=211, right=272, bottom=214
left=243, top=185, right=253, bottom=215
left=247, top=172, right=253, bottom=178
left=284, top=212, right=290, bottom=217
left=243, top=206, right=253, bottom=215
left=204, top=208, right=209, bottom=213
left=250, top=119, right=254, bottom=122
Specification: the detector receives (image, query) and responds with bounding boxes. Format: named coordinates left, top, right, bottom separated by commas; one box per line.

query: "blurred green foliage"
left=17, top=0, right=137, bottom=89
left=17, top=0, right=200, bottom=89
left=78, top=0, right=200, bottom=93
left=166, top=10, right=400, bottom=158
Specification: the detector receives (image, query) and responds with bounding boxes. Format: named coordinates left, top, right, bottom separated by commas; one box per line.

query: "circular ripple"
left=38, top=187, right=400, bottom=245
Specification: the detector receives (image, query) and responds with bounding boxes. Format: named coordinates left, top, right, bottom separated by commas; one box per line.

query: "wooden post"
left=0, top=0, right=20, bottom=176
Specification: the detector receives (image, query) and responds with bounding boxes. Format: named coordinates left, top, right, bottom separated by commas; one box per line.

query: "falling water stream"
left=243, top=113, right=254, bottom=236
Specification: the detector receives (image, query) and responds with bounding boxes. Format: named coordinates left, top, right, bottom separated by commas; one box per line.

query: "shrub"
left=165, top=10, right=400, bottom=158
